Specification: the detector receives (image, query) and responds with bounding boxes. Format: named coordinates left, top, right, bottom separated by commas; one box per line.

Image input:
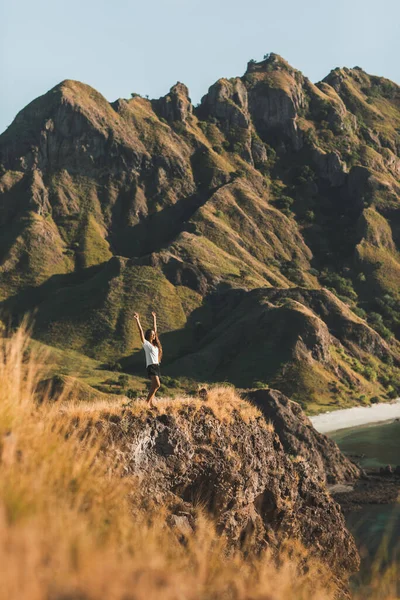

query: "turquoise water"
left=330, top=421, right=400, bottom=588
left=331, top=419, right=400, bottom=469
left=345, top=505, right=400, bottom=577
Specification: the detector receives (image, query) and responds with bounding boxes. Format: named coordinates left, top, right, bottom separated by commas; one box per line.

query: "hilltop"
left=1, top=53, right=400, bottom=410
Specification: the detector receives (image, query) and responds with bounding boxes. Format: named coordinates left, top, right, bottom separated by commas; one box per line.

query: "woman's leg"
left=147, top=375, right=160, bottom=407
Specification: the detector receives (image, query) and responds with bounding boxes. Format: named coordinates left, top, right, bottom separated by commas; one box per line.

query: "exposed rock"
left=346, top=165, right=372, bottom=205
left=200, top=78, right=250, bottom=129
left=28, top=169, right=51, bottom=215
left=380, top=464, right=394, bottom=476
left=155, top=82, right=193, bottom=123
left=323, top=70, right=347, bottom=94
left=154, top=252, right=209, bottom=295
left=245, top=54, right=307, bottom=149
left=332, top=471, right=400, bottom=510
left=246, top=388, right=361, bottom=483
left=166, top=513, right=194, bottom=538
left=96, top=403, right=360, bottom=590
left=311, top=147, right=347, bottom=186
left=251, top=134, right=268, bottom=166
left=198, top=387, right=208, bottom=401
left=199, top=78, right=253, bottom=161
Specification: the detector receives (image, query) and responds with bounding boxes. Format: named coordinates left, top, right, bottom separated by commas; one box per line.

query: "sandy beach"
left=310, top=399, right=400, bottom=434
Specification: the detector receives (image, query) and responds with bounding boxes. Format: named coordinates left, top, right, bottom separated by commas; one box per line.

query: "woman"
left=133, top=311, right=162, bottom=408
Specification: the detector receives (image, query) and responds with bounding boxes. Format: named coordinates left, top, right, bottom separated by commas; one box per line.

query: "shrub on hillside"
left=253, top=380, right=268, bottom=389
left=102, top=361, right=122, bottom=372
left=321, top=271, right=358, bottom=301
left=292, top=165, right=316, bottom=185
left=353, top=307, right=367, bottom=319
left=172, top=121, right=186, bottom=135
left=275, top=195, right=294, bottom=215
left=374, top=294, right=400, bottom=336
left=368, top=312, right=393, bottom=340
left=118, top=374, right=129, bottom=388
left=162, top=375, right=180, bottom=388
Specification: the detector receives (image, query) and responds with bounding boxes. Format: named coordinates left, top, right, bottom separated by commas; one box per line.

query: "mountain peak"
left=246, top=52, right=294, bottom=74
left=154, top=81, right=193, bottom=123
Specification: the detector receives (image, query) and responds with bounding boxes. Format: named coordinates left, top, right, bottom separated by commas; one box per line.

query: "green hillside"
left=1, top=53, right=400, bottom=410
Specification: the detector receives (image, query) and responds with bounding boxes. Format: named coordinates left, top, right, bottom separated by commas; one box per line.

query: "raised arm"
left=134, top=312, right=145, bottom=344
left=152, top=311, right=157, bottom=334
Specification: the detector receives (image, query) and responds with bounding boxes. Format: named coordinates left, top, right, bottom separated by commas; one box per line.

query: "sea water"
left=331, top=419, right=400, bottom=470
left=330, top=421, right=400, bottom=587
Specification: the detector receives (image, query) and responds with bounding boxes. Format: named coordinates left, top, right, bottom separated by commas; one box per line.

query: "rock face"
left=200, top=77, right=250, bottom=129
left=1, top=54, right=400, bottom=409
left=97, top=401, right=360, bottom=592
left=245, top=54, right=307, bottom=150
left=155, top=83, right=193, bottom=123
left=247, top=388, right=361, bottom=483
left=311, top=147, right=347, bottom=186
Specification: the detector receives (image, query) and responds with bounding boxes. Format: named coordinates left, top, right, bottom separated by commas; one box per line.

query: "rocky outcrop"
left=247, top=388, right=361, bottom=483
left=251, top=133, right=268, bottom=166
left=198, top=54, right=308, bottom=156
left=155, top=82, right=193, bottom=123
left=96, top=402, right=360, bottom=591
left=200, top=77, right=250, bottom=129
left=199, top=77, right=253, bottom=162
left=311, top=147, right=347, bottom=186
left=245, top=54, right=307, bottom=150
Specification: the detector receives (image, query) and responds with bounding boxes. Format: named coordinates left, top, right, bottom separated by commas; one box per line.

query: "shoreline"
left=331, top=472, right=400, bottom=511
left=310, top=399, right=400, bottom=434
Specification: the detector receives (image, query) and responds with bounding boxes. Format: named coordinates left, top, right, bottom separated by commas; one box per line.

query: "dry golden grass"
left=0, top=325, right=398, bottom=600
left=64, top=384, right=263, bottom=426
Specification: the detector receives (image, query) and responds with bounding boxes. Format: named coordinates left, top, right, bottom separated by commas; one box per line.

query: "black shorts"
left=147, top=364, right=161, bottom=379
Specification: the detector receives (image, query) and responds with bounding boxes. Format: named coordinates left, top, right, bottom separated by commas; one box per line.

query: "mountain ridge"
left=1, top=52, right=400, bottom=410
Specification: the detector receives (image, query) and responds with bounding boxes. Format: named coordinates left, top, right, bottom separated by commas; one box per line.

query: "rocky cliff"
left=89, top=388, right=360, bottom=594
left=1, top=53, right=400, bottom=408
left=247, top=388, right=361, bottom=483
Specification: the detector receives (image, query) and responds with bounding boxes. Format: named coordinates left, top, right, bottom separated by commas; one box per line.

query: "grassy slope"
left=165, top=288, right=398, bottom=412
left=31, top=260, right=187, bottom=361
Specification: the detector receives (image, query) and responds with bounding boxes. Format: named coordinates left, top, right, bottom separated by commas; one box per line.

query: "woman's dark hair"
left=145, top=328, right=163, bottom=362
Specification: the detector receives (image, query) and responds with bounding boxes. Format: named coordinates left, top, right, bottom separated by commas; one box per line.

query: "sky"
left=1, top=0, right=399, bottom=134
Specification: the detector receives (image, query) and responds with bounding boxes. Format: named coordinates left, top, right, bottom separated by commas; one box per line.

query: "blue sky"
left=1, top=0, right=399, bottom=134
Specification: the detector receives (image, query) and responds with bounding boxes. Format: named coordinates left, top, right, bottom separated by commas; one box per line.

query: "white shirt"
left=143, top=340, right=159, bottom=367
